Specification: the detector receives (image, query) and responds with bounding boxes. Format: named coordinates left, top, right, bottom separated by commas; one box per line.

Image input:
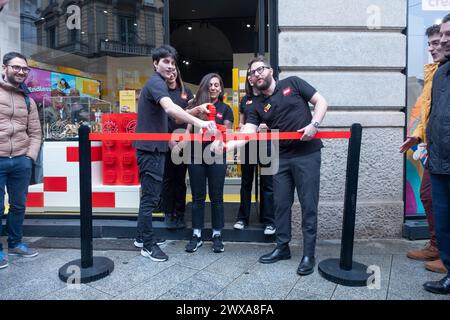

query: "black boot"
left=297, top=256, right=315, bottom=276
left=259, top=246, right=291, bottom=264
left=423, top=275, right=450, bottom=295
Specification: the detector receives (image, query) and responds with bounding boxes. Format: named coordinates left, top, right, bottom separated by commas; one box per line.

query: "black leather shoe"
left=423, top=275, right=450, bottom=295
left=259, top=246, right=291, bottom=264
left=297, top=256, right=315, bottom=276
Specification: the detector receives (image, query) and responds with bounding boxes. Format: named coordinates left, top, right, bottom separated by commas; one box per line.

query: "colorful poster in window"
left=25, top=68, right=51, bottom=105
left=51, top=73, right=75, bottom=96
left=119, top=90, right=136, bottom=113
left=25, top=67, right=101, bottom=105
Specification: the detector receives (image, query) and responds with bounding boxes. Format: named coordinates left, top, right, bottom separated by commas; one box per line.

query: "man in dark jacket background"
left=0, top=52, right=42, bottom=270
left=423, top=13, right=450, bottom=295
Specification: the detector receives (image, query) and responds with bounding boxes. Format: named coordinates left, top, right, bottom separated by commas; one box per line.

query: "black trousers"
left=188, top=162, right=226, bottom=231
left=273, top=150, right=321, bottom=257
left=237, top=142, right=275, bottom=226
left=237, top=163, right=275, bottom=226
left=136, top=150, right=165, bottom=248
left=161, top=152, right=187, bottom=217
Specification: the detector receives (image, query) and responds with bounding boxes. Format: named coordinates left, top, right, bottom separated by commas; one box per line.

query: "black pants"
left=237, top=163, right=274, bottom=226
left=188, top=162, right=226, bottom=231
left=161, top=152, right=187, bottom=217
left=136, top=150, right=165, bottom=248
left=237, top=142, right=274, bottom=226
left=273, top=151, right=321, bottom=257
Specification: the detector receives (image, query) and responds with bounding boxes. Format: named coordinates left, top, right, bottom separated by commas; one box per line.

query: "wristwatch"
left=311, top=121, right=320, bottom=128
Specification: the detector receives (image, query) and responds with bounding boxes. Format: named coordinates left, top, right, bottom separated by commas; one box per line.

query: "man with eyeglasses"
left=422, top=13, right=450, bottom=295
left=399, top=24, right=447, bottom=274
left=216, top=55, right=328, bottom=276
left=0, top=52, right=41, bottom=270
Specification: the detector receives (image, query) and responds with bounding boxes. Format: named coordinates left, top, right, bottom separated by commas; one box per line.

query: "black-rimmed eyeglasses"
left=7, top=65, right=31, bottom=74
left=248, top=66, right=270, bottom=77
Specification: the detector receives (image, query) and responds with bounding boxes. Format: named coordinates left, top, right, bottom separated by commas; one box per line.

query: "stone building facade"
left=279, top=0, right=406, bottom=239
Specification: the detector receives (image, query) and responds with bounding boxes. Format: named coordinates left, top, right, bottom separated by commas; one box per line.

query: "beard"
left=5, top=71, right=25, bottom=87
left=255, top=76, right=272, bottom=91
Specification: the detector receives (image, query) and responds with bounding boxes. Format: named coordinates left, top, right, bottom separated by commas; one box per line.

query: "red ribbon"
left=89, top=131, right=351, bottom=141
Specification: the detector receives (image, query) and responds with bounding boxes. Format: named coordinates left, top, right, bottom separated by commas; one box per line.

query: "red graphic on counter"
left=101, top=113, right=139, bottom=185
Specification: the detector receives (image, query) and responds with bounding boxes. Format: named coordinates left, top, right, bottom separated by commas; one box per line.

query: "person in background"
left=233, top=69, right=275, bottom=235
left=399, top=24, right=448, bottom=274
left=162, top=65, right=193, bottom=230
left=423, top=13, right=450, bottom=295
left=0, top=52, right=42, bottom=269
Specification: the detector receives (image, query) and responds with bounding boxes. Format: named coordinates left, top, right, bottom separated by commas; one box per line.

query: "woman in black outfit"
left=184, top=73, right=234, bottom=253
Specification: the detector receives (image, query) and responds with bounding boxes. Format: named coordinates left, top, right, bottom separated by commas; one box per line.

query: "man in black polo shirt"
left=423, top=14, right=450, bottom=295
left=134, top=45, right=215, bottom=262
left=219, top=56, right=328, bottom=276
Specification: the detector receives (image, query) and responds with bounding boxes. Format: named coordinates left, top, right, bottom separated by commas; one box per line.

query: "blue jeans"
left=0, top=156, right=33, bottom=251
left=188, top=162, right=226, bottom=231
left=429, top=173, right=450, bottom=275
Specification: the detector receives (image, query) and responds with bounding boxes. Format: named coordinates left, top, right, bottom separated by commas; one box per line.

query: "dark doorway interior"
left=170, top=0, right=267, bottom=87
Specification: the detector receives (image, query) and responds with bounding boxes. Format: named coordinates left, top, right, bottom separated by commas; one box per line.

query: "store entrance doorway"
left=169, top=0, right=267, bottom=88
left=168, top=0, right=269, bottom=228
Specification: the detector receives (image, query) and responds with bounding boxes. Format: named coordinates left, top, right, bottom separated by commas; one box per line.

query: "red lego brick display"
left=101, top=113, right=139, bottom=185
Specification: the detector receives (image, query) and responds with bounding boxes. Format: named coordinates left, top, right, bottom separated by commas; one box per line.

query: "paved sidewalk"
left=0, top=238, right=449, bottom=300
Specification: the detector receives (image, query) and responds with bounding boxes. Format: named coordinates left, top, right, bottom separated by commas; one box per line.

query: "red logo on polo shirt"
left=283, top=87, right=292, bottom=96
left=181, top=93, right=188, bottom=100
left=217, top=113, right=223, bottom=119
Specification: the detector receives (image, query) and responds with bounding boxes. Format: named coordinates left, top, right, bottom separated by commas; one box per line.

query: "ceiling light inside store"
left=103, top=10, right=108, bottom=14
left=246, top=24, right=251, bottom=28
left=188, top=26, right=192, bottom=30
left=105, top=39, right=109, bottom=42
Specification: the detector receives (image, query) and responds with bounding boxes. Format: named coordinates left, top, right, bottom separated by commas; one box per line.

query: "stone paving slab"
left=387, top=254, right=450, bottom=301
left=1, top=239, right=449, bottom=300
left=113, top=264, right=199, bottom=300
left=40, top=284, right=113, bottom=300
left=158, top=270, right=235, bottom=300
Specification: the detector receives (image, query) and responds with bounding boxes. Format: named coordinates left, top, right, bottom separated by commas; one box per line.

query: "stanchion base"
left=58, top=257, right=114, bottom=284
left=318, top=258, right=369, bottom=287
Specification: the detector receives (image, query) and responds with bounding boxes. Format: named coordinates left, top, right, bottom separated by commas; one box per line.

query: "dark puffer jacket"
left=426, top=61, right=450, bottom=175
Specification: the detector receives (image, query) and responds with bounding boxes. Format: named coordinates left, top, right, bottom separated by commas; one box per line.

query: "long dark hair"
left=245, top=69, right=260, bottom=98
left=174, top=63, right=186, bottom=98
left=192, top=73, right=224, bottom=106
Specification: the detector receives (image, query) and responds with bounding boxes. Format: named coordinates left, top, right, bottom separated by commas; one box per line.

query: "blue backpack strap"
left=24, top=94, right=31, bottom=114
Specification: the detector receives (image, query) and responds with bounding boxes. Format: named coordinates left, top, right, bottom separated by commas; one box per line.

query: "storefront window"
left=405, top=0, right=448, bottom=217
left=1, top=0, right=166, bottom=136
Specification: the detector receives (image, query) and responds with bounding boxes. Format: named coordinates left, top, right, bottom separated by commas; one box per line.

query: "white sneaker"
left=264, top=225, right=276, bottom=235
left=233, top=220, right=245, bottom=230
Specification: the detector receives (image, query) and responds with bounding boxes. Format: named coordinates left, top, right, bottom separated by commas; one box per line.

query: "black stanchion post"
left=318, top=123, right=370, bottom=286
left=80, top=124, right=93, bottom=268
left=58, top=125, right=114, bottom=284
